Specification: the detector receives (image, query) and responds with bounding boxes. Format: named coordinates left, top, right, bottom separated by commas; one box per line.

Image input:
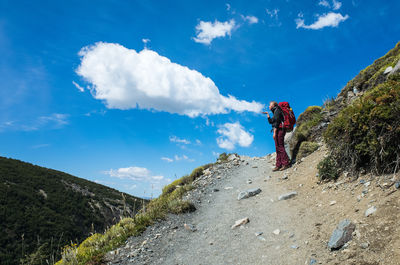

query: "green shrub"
left=295, top=106, right=323, bottom=142
left=161, top=165, right=208, bottom=195
left=168, top=200, right=196, bottom=214
left=217, top=152, right=229, bottom=163
left=317, top=156, right=339, bottom=181
left=297, top=141, right=319, bottom=159
left=324, top=80, right=400, bottom=173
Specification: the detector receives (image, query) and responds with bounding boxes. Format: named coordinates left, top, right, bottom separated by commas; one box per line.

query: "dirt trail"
left=106, top=148, right=400, bottom=265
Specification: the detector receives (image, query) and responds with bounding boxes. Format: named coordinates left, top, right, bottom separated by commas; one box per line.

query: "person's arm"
left=266, top=112, right=275, bottom=124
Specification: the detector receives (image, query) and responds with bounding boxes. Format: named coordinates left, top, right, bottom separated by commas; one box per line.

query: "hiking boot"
left=280, top=165, right=290, bottom=171
left=272, top=166, right=281, bottom=172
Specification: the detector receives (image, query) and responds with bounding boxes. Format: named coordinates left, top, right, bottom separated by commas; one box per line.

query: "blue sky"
left=1, top=0, right=399, bottom=197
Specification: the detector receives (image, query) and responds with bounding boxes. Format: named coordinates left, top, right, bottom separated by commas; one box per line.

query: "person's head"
left=269, top=101, right=278, bottom=110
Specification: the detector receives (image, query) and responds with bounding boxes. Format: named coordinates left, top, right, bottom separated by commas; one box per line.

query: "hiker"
left=263, top=101, right=291, bottom=171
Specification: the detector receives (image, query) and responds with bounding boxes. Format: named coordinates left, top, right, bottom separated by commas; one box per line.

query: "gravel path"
left=106, top=155, right=318, bottom=265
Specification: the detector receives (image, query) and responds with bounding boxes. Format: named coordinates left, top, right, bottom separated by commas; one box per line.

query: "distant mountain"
left=0, top=156, right=147, bottom=264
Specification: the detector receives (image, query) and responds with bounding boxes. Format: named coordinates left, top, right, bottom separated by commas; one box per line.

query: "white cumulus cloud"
left=296, top=12, right=349, bottom=30
left=104, top=166, right=164, bottom=181
left=76, top=42, right=263, bottom=117
left=216, top=122, right=254, bottom=150
left=193, top=19, right=236, bottom=45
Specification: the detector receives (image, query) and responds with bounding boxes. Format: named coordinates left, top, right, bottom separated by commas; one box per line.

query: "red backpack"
left=278, top=102, right=296, bottom=132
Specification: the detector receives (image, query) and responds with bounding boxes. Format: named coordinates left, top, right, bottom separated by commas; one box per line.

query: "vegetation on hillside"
left=288, top=42, right=400, bottom=179
left=322, top=42, right=400, bottom=175
left=324, top=80, right=400, bottom=174
left=339, top=42, right=400, bottom=96
left=0, top=157, right=145, bottom=265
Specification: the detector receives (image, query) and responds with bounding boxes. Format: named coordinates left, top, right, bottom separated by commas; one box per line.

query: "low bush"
left=294, top=106, right=323, bottom=142
left=297, top=141, right=319, bottom=159
left=324, top=80, right=400, bottom=174
left=317, top=156, right=339, bottom=181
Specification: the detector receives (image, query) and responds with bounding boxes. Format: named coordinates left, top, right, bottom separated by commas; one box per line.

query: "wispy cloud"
left=161, top=155, right=194, bottom=162
left=77, top=42, right=263, bottom=117
left=84, top=109, right=107, bottom=117
left=216, top=122, right=253, bottom=150
left=38, top=113, right=69, bottom=128
left=161, top=157, right=173, bottom=162
left=241, top=15, right=258, bottom=24
left=31, top=143, right=50, bottom=149
left=265, top=9, right=282, bottom=27
left=72, top=81, right=84, bottom=92
left=174, top=154, right=195, bottom=162
left=332, top=0, right=342, bottom=10
left=296, top=12, right=349, bottom=30
left=0, top=113, right=69, bottom=132
left=169, top=135, right=191, bottom=145
left=318, top=0, right=342, bottom=10
left=318, top=0, right=330, bottom=8
left=193, top=19, right=236, bottom=45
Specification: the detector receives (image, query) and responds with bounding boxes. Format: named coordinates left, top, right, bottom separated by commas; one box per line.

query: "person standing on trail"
left=263, top=101, right=290, bottom=171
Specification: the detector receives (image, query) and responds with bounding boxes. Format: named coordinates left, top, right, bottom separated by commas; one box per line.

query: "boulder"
left=237, top=188, right=262, bottom=200
left=328, top=219, right=356, bottom=250
left=228, top=154, right=239, bottom=161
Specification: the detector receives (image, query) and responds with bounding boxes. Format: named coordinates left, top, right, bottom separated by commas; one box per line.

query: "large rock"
left=237, top=188, right=262, bottom=200
left=284, top=131, right=294, bottom=160
left=228, top=153, right=239, bottom=161
left=278, top=191, right=297, bottom=201
left=328, top=219, right=356, bottom=250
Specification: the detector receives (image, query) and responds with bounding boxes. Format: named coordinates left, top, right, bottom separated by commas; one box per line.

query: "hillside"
left=0, top=156, right=147, bottom=264
left=104, top=151, right=399, bottom=264
left=57, top=41, right=400, bottom=264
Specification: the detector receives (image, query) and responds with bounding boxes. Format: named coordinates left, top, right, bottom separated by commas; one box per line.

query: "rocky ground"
left=105, top=147, right=400, bottom=265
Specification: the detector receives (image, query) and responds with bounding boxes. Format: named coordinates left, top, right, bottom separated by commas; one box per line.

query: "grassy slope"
left=55, top=156, right=224, bottom=264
